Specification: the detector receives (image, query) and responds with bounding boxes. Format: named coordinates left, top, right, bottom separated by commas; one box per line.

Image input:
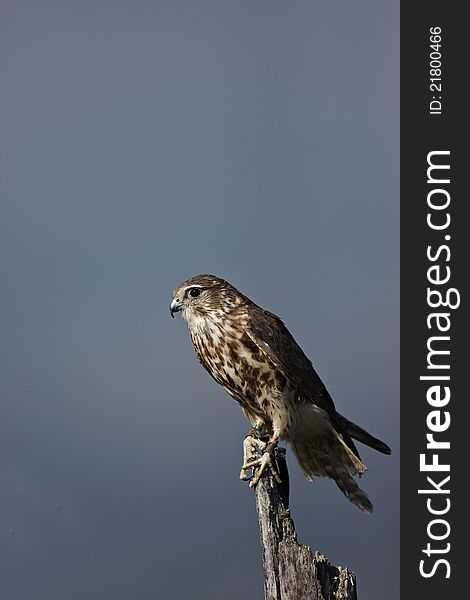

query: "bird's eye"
left=188, top=287, right=201, bottom=298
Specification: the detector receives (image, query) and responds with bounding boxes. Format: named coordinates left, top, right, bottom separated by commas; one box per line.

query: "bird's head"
left=170, top=274, right=245, bottom=326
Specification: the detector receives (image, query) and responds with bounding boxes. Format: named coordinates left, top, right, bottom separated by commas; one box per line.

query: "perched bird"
left=170, top=274, right=390, bottom=513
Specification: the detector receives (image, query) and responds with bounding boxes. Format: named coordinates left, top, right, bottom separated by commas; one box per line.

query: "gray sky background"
left=0, top=1, right=399, bottom=599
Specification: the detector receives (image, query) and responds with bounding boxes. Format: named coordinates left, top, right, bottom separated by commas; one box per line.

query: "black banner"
left=401, top=2, right=466, bottom=598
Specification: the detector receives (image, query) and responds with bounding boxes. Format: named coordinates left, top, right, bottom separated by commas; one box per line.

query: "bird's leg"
left=248, top=435, right=282, bottom=488
left=238, top=419, right=282, bottom=488
left=239, top=422, right=267, bottom=481
left=239, top=419, right=283, bottom=486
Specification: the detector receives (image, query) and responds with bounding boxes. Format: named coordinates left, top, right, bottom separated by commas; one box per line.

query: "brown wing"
left=245, top=304, right=361, bottom=458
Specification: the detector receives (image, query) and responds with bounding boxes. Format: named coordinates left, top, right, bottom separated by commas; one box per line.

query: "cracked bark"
left=254, top=448, right=358, bottom=600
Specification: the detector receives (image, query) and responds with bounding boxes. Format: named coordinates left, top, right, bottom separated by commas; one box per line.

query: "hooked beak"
left=169, top=297, right=182, bottom=318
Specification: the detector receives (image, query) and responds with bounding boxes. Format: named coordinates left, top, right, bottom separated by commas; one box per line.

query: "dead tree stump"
left=254, top=448, right=358, bottom=600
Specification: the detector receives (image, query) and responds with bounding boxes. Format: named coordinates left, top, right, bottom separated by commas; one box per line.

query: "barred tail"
left=324, top=464, right=373, bottom=514
left=291, top=435, right=373, bottom=514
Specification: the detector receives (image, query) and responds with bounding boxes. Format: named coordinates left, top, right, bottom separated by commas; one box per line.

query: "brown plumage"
left=170, top=274, right=390, bottom=513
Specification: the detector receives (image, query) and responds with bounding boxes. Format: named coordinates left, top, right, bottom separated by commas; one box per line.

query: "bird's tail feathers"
left=291, top=436, right=373, bottom=514
left=324, top=463, right=373, bottom=514
left=337, top=414, right=391, bottom=455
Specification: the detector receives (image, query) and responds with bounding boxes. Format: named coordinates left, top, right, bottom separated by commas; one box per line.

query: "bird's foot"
left=249, top=443, right=282, bottom=488
left=240, top=432, right=281, bottom=487
left=239, top=429, right=267, bottom=481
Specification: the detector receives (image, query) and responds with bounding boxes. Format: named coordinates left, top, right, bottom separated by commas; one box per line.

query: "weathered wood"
left=254, top=448, right=357, bottom=600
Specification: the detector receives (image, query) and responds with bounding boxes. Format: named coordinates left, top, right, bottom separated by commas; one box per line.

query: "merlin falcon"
left=170, top=274, right=391, bottom=513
